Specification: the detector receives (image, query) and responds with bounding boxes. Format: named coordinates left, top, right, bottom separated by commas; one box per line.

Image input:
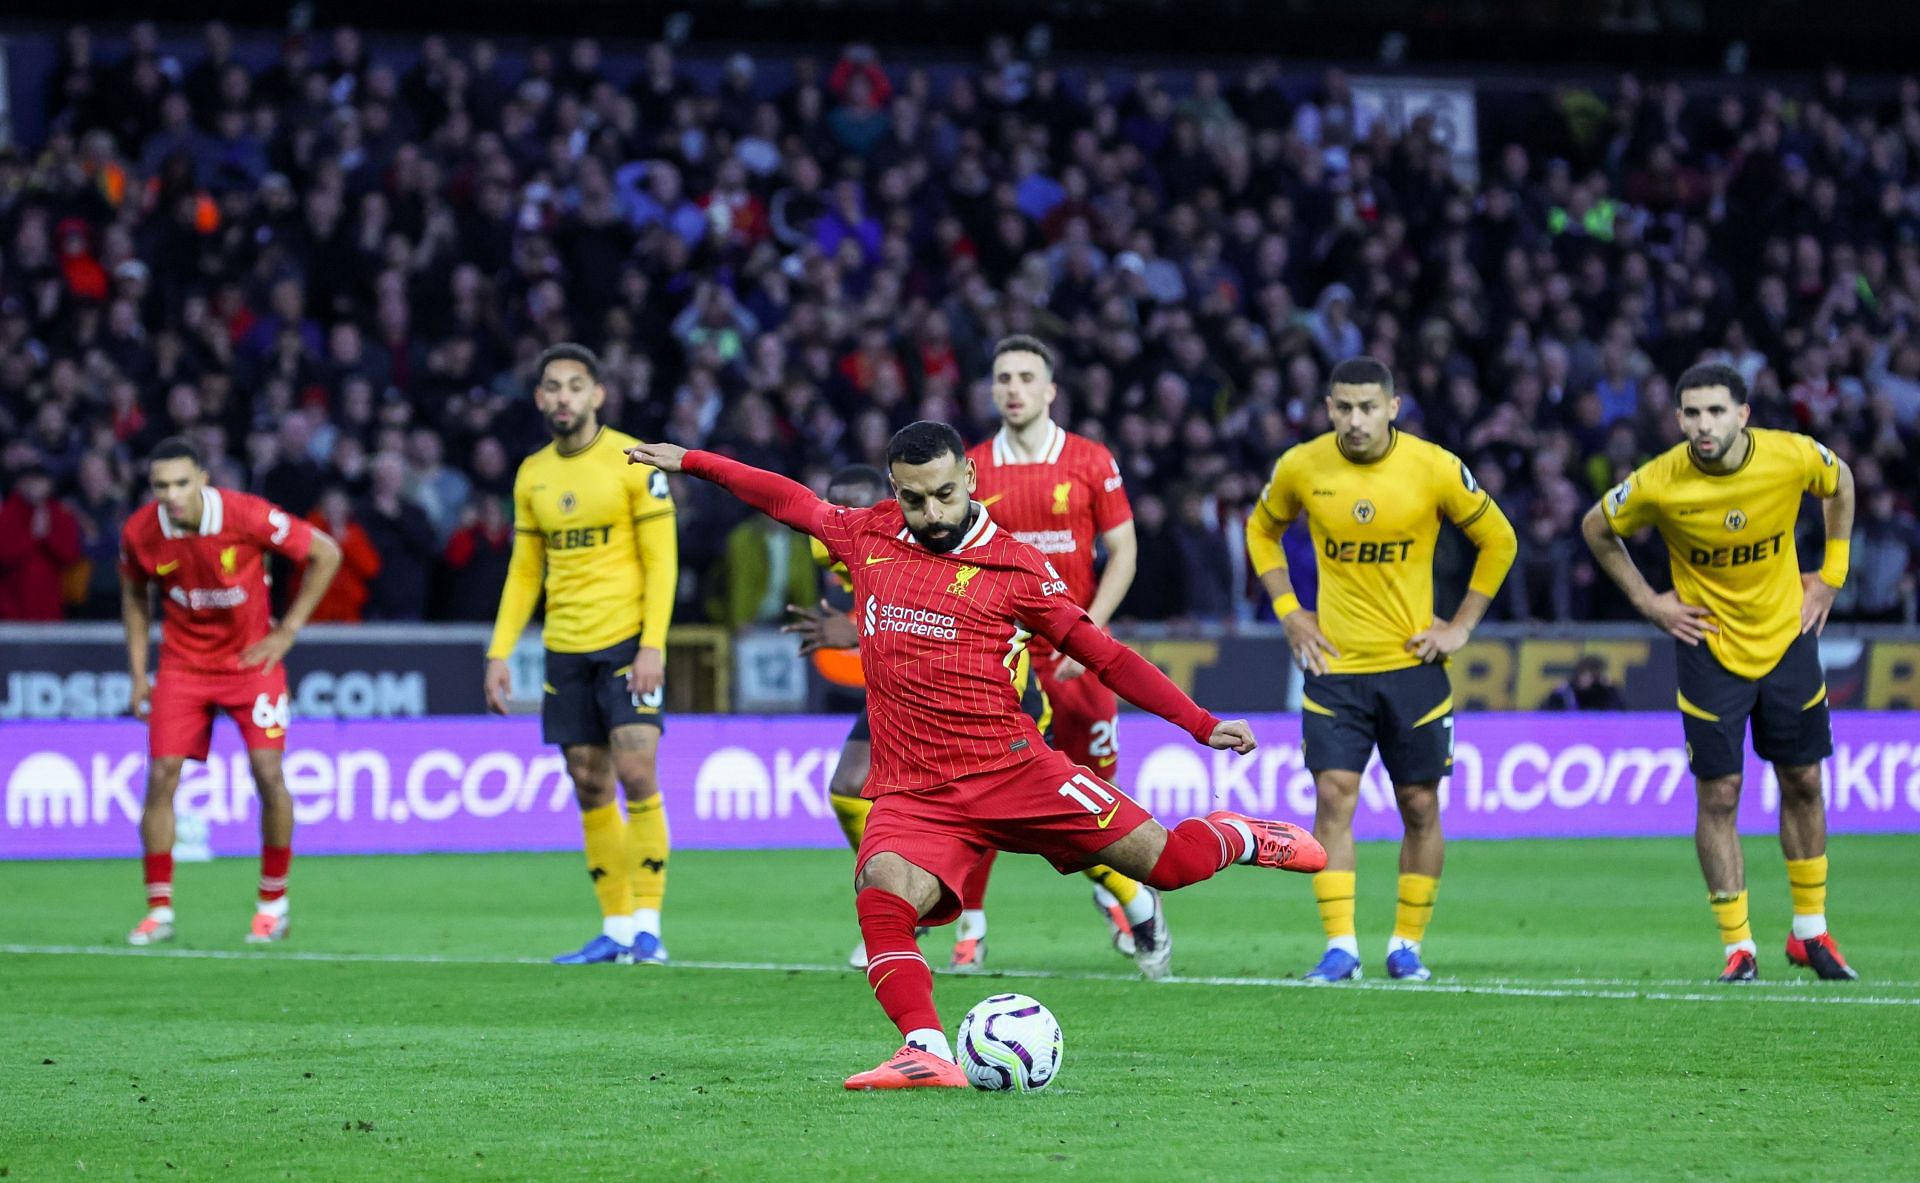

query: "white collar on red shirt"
left=990, top=421, right=1066, bottom=466
left=896, top=504, right=998, bottom=553
left=159, top=488, right=224, bottom=539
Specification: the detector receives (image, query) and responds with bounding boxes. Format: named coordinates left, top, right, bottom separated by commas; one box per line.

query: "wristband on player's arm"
left=1273, top=593, right=1301, bottom=620
left=1819, top=539, right=1850, bottom=588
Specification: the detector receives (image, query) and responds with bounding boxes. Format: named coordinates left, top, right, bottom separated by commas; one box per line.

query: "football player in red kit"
left=119, top=437, right=342, bottom=946
left=957, top=335, right=1149, bottom=972
left=627, top=422, right=1325, bottom=1090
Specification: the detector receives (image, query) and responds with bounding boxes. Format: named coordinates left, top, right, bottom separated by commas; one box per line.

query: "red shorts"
left=148, top=667, right=290, bottom=760
left=1037, top=655, right=1121, bottom=778
left=855, top=748, right=1155, bottom=927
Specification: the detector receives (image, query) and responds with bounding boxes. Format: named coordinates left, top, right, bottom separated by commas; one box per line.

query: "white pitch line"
left=3, top=944, right=1916, bottom=1007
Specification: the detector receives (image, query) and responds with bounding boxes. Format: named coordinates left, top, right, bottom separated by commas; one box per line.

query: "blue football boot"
left=1304, top=946, right=1363, bottom=983
left=553, top=933, right=633, bottom=964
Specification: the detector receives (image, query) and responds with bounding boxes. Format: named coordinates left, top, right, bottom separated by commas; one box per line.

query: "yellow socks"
left=831, top=794, right=873, bottom=850
left=1084, top=864, right=1153, bottom=925
left=1083, top=865, right=1140, bottom=906
left=1392, top=873, right=1439, bottom=947
left=1709, top=889, right=1753, bottom=951
left=627, top=794, right=670, bottom=916
left=1786, top=855, right=1829, bottom=939
left=579, top=801, right=634, bottom=921
left=1313, top=870, right=1358, bottom=952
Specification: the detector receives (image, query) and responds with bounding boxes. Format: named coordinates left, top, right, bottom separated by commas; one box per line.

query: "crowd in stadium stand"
left=2, top=22, right=1918, bottom=627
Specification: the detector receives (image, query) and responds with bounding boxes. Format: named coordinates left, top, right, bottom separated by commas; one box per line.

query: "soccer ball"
left=956, top=993, right=1063, bottom=1092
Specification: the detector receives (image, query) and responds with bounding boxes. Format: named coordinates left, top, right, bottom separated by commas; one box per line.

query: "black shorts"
left=1301, top=663, right=1454, bottom=784
left=842, top=673, right=1050, bottom=747
left=1676, top=632, right=1832, bottom=779
left=541, top=636, right=665, bottom=747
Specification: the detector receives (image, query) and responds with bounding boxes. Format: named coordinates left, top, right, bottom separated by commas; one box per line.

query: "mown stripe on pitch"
left=3, top=945, right=1916, bottom=1007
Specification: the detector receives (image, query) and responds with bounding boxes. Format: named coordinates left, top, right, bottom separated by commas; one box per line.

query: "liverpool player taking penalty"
left=957, top=334, right=1163, bottom=976
left=1582, top=362, right=1857, bottom=983
left=486, top=344, right=679, bottom=965
left=121, top=437, right=343, bottom=945
left=627, top=422, right=1326, bottom=1090
left=788, top=465, right=1067, bottom=969
left=1247, top=357, right=1517, bottom=984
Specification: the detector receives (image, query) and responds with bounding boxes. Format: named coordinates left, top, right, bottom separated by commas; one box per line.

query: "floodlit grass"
left=3, top=836, right=1916, bottom=1180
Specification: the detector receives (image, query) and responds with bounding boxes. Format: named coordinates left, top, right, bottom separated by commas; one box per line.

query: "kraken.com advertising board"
left=4, top=714, right=1919, bottom=859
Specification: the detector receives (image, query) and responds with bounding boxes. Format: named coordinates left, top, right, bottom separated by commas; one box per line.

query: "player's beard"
left=909, top=503, right=977, bottom=553
left=1691, top=425, right=1741, bottom=465
left=545, top=407, right=588, bottom=442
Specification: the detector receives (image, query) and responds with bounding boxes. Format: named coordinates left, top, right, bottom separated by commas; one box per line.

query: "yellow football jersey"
left=1602, top=427, right=1839, bottom=678
left=487, top=426, right=677, bottom=657
left=1251, top=429, right=1517, bottom=675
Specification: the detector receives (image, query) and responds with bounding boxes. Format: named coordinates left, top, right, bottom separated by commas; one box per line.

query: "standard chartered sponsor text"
left=1012, top=529, right=1076, bottom=555
left=878, top=603, right=958, bottom=640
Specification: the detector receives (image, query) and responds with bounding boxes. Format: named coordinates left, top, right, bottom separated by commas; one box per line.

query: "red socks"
left=144, top=847, right=293, bottom=909
left=144, top=852, right=173, bottom=909
left=1144, top=817, right=1247, bottom=890
left=857, top=888, right=940, bottom=1037
left=260, top=845, right=291, bottom=903
left=958, top=849, right=998, bottom=911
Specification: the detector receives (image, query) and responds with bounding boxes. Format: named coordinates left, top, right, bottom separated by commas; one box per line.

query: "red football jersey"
left=968, top=422, right=1131, bottom=613
left=808, top=500, right=1099, bottom=794
left=120, top=487, right=315, bottom=675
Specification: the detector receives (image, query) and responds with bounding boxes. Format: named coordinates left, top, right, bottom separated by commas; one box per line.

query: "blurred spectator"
left=0, top=467, right=84, bottom=621
left=65, top=451, right=133, bottom=619
left=1542, top=655, right=1627, bottom=711
left=704, top=515, right=817, bottom=631
left=1170, top=489, right=1234, bottom=622
left=405, top=428, right=472, bottom=544
left=440, top=494, right=515, bottom=621
left=5, top=23, right=1917, bottom=629
left=296, top=487, right=381, bottom=623
left=1114, top=493, right=1182, bottom=622
left=359, top=451, right=436, bottom=621
left=1835, top=481, right=1920, bottom=623
left=1508, top=500, right=1581, bottom=622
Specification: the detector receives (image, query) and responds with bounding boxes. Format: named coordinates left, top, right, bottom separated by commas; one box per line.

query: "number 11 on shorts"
left=1056, top=772, right=1116, bottom=813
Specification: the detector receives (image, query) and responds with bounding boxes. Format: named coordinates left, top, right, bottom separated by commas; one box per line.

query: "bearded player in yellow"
left=1582, top=362, right=1858, bottom=983
left=1247, top=357, right=1516, bottom=984
left=485, top=343, right=678, bottom=965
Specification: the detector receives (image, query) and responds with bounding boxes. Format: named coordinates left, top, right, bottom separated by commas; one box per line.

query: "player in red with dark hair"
left=956, top=334, right=1150, bottom=974
left=119, top=437, right=342, bottom=946
left=627, top=422, right=1326, bottom=1091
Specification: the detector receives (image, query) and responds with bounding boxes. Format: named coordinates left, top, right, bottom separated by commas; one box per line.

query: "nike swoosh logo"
left=981, top=494, right=1007, bottom=507
left=155, top=561, right=180, bottom=575
left=1096, top=802, right=1122, bottom=829
left=866, top=556, right=894, bottom=565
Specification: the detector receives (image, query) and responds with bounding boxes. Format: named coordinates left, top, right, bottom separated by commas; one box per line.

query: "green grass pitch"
left=3, top=835, right=1916, bottom=1180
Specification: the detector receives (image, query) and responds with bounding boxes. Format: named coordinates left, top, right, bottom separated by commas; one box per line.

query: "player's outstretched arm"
left=1052, top=615, right=1252, bottom=753
left=1580, top=502, right=1716, bottom=645
left=627, top=442, right=831, bottom=538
